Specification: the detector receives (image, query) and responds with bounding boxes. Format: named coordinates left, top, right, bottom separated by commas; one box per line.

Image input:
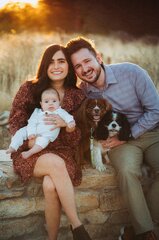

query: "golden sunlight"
left=0, top=0, right=39, bottom=9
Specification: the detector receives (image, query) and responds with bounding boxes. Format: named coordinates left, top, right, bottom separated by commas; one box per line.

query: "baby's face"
left=40, top=92, right=60, bottom=112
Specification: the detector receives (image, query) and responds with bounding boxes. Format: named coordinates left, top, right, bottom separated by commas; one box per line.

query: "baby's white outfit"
left=9, top=107, right=75, bottom=150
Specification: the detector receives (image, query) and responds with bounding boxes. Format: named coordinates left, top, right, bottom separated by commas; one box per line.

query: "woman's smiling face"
left=47, top=50, right=69, bottom=82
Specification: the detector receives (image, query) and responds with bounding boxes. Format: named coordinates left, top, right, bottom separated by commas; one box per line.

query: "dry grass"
left=0, top=31, right=159, bottom=111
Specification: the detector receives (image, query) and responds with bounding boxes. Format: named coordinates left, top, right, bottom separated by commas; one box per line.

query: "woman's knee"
left=37, top=153, right=67, bottom=174
left=47, top=154, right=67, bottom=173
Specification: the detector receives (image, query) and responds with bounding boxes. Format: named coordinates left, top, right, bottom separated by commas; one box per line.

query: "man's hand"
left=100, top=136, right=126, bottom=149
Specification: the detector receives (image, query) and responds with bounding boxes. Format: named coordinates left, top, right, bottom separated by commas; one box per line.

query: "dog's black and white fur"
left=92, top=111, right=131, bottom=171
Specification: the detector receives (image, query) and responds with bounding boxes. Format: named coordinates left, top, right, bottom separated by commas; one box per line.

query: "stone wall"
left=0, top=150, right=131, bottom=240
left=0, top=126, right=10, bottom=150
left=0, top=124, right=159, bottom=240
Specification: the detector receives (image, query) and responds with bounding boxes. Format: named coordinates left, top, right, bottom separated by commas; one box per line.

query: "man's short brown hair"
left=66, top=36, right=97, bottom=56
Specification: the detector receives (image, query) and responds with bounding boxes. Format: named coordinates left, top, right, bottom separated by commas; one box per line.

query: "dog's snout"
left=94, top=108, right=99, bottom=113
left=112, top=123, right=117, bottom=128
left=93, top=105, right=100, bottom=114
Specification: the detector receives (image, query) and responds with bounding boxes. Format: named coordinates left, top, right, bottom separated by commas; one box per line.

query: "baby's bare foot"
left=6, top=147, right=16, bottom=154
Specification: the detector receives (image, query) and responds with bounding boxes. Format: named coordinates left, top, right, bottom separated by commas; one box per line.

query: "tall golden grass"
left=0, top=32, right=159, bottom=111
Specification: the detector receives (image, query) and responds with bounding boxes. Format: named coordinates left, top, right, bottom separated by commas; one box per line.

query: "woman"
left=9, top=44, right=91, bottom=240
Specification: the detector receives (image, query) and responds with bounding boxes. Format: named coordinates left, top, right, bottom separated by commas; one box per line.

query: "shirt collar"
left=104, top=64, right=117, bottom=85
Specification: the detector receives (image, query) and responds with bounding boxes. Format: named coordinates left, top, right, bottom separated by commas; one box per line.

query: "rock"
left=0, top=111, right=10, bottom=126
left=0, top=150, right=158, bottom=240
left=0, top=126, right=11, bottom=149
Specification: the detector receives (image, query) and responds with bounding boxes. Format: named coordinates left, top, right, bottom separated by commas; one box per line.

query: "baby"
left=7, top=88, right=75, bottom=159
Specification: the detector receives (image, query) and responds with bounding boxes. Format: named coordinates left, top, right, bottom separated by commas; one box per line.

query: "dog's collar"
left=90, top=127, right=95, bottom=163
left=90, top=127, right=95, bottom=139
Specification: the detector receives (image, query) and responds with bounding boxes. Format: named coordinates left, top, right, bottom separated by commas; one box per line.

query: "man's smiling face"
left=71, top=48, right=102, bottom=84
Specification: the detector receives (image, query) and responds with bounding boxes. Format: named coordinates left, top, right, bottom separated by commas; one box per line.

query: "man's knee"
left=144, top=142, right=159, bottom=173
left=110, top=144, right=143, bottom=176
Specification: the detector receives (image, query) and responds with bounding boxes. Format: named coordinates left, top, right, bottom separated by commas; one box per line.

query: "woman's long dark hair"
left=32, top=44, right=77, bottom=106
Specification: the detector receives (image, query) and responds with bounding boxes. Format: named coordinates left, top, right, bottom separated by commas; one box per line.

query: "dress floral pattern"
left=9, top=82, right=85, bottom=186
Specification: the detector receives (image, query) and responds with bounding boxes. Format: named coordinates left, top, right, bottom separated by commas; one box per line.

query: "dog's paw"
left=92, top=147, right=106, bottom=172
left=96, top=163, right=106, bottom=172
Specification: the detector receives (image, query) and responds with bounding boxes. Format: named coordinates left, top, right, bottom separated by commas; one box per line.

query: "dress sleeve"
left=9, top=82, right=33, bottom=135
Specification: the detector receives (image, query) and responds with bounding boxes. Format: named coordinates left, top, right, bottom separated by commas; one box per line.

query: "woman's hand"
left=100, top=136, right=126, bottom=149
left=44, top=114, right=67, bottom=130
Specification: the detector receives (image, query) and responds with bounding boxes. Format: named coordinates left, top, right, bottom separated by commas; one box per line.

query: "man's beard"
left=83, top=65, right=102, bottom=84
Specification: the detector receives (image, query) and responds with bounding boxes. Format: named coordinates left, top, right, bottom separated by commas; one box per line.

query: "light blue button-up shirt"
left=80, top=62, right=159, bottom=138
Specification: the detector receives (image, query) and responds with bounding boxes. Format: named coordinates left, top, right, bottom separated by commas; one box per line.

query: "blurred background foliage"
left=0, top=0, right=159, bottom=37
left=0, top=0, right=159, bottom=111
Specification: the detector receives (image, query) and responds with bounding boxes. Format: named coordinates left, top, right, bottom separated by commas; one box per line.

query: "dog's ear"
left=94, top=124, right=109, bottom=140
left=75, top=98, right=89, bottom=127
left=104, top=99, right=112, bottom=112
left=118, top=114, right=131, bottom=141
left=94, top=114, right=109, bottom=140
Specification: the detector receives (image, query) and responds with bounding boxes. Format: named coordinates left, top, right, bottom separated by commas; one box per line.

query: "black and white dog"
left=91, top=111, right=131, bottom=171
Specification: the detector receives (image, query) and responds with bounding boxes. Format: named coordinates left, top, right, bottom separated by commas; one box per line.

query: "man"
left=66, top=37, right=159, bottom=240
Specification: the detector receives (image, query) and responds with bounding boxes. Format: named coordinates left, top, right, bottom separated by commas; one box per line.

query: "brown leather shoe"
left=119, top=226, right=136, bottom=240
left=136, top=231, right=158, bottom=240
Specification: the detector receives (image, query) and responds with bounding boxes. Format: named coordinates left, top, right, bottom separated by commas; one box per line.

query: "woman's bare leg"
left=43, top=175, right=61, bottom=240
left=33, top=153, right=81, bottom=230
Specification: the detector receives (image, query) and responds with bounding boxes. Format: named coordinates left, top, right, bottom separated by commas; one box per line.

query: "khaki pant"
left=109, top=127, right=159, bottom=234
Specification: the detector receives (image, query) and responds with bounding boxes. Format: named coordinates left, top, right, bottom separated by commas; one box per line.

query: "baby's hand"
left=28, top=134, right=36, bottom=140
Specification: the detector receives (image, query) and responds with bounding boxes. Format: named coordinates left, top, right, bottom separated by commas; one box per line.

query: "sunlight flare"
left=0, top=0, right=39, bottom=9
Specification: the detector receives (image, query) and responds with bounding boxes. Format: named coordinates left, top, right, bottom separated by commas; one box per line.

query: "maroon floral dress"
left=9, top=82, right=85, bottom=186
